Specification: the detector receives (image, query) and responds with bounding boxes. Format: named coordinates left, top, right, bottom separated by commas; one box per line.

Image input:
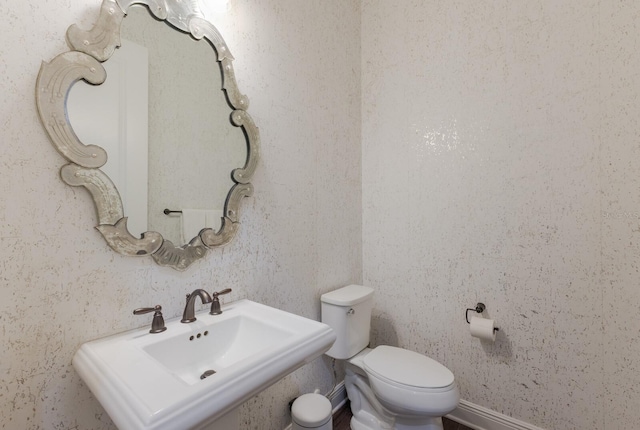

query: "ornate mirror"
left=36, top=0, right=259, bottom=271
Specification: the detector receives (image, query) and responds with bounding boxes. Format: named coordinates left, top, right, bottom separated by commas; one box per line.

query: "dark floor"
left=333, top=402, right=473, bottom=430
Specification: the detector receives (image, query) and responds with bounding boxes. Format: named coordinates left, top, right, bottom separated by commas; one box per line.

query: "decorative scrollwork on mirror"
left=36, top=0, right=259, bottom=271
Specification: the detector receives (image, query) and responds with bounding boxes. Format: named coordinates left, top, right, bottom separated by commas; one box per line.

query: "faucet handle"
left=133, top=305, right=167, bottom=334
left=210, top=289, right=232, bottom=315
left=212, top=288, right=232, bottom=297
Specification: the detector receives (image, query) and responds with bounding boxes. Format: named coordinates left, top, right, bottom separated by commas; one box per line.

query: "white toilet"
left=321, top=285, right=460, bottom=430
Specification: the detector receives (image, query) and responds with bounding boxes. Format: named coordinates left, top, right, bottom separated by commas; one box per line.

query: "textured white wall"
left=6, top=0, right=639, bottom=429
left=362, top=1, right=640, bottom=429
left=0, top=0, right=361, bottom=429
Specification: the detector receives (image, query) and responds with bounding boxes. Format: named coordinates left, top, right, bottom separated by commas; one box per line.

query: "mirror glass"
left=66, top=5, right=247, bottom=246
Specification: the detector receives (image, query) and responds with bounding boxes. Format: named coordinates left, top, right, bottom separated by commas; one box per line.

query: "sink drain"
left=200, top=369, right=216, bottom=380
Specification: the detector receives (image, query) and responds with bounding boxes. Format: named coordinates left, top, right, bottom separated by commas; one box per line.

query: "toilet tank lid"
left=321, top=284, right=374, bottom=306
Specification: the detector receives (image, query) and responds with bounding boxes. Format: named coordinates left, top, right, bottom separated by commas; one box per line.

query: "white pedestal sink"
left=73, top=299, right=336, bottom=430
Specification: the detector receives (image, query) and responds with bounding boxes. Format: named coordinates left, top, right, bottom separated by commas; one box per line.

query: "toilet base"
left=345, top=369, right=445, bottom=430
left=350, top=414, right=443, bottom=430
left=393, top=418, right=443, bottom=430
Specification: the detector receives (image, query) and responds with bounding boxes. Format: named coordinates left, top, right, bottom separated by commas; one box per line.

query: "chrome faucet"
left=181, top=289, right=213, bottom=323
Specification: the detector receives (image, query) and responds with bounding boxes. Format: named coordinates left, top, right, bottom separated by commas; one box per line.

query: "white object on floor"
left=291, top=393, right=333, bottom=430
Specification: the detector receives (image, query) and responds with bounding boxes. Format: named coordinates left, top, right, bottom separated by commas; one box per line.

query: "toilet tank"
left=321, top=285, right=374, bottom=359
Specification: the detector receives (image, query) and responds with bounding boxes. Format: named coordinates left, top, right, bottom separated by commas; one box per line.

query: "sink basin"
left=142, top=313, right=293, bottom=385
left=73, top=299, right=336, bottom=430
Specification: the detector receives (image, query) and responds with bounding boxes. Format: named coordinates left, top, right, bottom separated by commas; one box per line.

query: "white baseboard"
left=328, top=381, right=348, bottom=411
left=447, top=399, right=546, bottom=430
left=283, top=382, right=347, bottom=430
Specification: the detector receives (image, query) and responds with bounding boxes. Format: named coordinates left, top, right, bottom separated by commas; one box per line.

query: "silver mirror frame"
left=36, top=0, right=259, bottom=271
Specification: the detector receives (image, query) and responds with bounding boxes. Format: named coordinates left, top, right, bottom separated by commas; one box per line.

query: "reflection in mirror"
left=67, top=5, right=247, bottom=246
left=67, top=37, right=150, bottom=238
left=36, top=0, right=260, bottom=270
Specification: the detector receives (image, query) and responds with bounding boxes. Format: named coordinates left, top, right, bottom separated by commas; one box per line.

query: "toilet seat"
left=360, top=346, right=460, bottom=417
left=363, top=346, right=454, bottom=389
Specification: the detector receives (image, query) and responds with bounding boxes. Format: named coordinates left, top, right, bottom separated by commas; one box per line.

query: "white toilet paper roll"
left=469, top=316, right=497, bottom=341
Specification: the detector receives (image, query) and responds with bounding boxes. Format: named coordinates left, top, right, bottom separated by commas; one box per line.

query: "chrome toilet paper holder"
left=465, top=303, right=499, bottom=332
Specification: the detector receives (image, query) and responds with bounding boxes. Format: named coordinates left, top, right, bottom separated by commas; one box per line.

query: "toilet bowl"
left=321, top=285, right=459, bottom=430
